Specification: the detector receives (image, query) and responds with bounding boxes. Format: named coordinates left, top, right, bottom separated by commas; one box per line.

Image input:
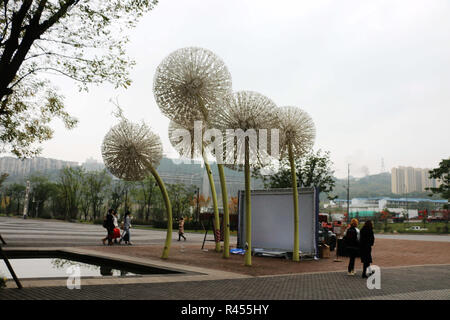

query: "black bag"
left=123, top=230, right=130, bottom=242
left=102, top=219, right=107, bottom=228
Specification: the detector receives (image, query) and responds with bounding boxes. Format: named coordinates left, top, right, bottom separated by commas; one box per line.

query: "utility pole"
left=23, top=181, right=30, bottom=219
left=347, top=164, right=350, bottom=224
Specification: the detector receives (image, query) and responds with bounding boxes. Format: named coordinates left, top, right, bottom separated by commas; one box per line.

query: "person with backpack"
left=343, top=218, right=360, bottom=275
left=102, top=209, right=115, bottom=245
left=360, top=220, right=375, bottom=278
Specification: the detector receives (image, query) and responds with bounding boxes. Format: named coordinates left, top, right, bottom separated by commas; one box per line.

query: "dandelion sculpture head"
left=101, top=120, right=163, bottom=181
left=168, top=120, right=198, bottom=159
left=277, top=106, right=315, bottom=159
left=153, top=47, right=232, bottom=124
left=212, top=91, right=279, bottom=170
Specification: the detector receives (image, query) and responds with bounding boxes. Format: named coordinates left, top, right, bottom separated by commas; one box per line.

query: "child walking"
left=178, top=217, right=186, bottom=241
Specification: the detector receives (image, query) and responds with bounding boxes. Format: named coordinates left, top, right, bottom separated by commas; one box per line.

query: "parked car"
left=407, top=226, right=428, bottom=231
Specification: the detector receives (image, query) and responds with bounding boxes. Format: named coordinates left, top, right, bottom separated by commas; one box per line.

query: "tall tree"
left=256, top=149, right=337, bottom=201
left=29, top=173, right=55, bottom=217
left=0, top=0, right=158, bottom=157
left=7, top=182, right=25, bottom=215
left=108, top=179, right=127, bottom=213
left=426, top=158, right=450, bottom=210
left=86, top=170, right=111, bottom=221
left=58, top=166, right=82, bottom=220
left=167, top=183, right=195, bottom=220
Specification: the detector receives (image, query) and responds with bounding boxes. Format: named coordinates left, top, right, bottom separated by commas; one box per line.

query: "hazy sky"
left=16, top=0, right=450, bottom=178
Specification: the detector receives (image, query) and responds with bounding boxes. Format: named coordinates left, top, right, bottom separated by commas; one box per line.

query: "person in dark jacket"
left=359, top=220, right=375, bottom=278
left=102, top=209, right=115, bottom=245
left=344, top=218, right=360, bottom=275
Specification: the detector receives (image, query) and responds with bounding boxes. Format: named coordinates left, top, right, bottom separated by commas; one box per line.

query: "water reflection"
left=0, top=258, right=136, bottom=279
left=51, top=258, right=98, bottom=272
left=100, top=266, right=113, bottom=276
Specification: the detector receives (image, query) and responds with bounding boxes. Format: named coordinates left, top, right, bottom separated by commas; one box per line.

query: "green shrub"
left=93, top=218, right=104, bottom=225
left=40, top=212, right=52, bottom=219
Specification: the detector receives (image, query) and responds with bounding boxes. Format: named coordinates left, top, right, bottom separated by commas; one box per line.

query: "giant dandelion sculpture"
left=213, top=91, right=279, bottom=266
left=277, top=106, right=315, bottom=262
left=101, top=119, right=173, bottom=259
left=154, top=47, right=233, bottom=255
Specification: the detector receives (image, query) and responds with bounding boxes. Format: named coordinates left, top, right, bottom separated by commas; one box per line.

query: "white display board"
left=237, top=188, right=318, bottom=256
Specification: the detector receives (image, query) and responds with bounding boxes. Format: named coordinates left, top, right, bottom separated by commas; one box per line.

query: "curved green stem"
left=244, top=139, right=252, bottom=266
left=288, top=143, right=300, bottom=262
left=218, top=163, right=230, bottom=258
left=149, top=165, right=172, bottom=259
left=196, top=96, right=221, bottom=253
left=202, top=152, right=221, bottom=252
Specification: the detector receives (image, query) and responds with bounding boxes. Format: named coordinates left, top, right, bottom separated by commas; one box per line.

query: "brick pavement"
left=1, top=264, right=449, bottom=300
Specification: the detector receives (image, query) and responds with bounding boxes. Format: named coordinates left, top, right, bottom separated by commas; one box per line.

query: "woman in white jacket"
left=120, top=211, right=132, bottom=245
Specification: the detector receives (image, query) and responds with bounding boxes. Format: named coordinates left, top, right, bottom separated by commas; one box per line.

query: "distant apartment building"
left=0, top=156, right=79, bottom=176
left=391, top=166, right=441, bottom=194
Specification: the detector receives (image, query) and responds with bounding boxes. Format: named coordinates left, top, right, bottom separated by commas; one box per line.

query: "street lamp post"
left=23, top=181, right=30, bottom=219
left=347, top=164, right=350, bottom=224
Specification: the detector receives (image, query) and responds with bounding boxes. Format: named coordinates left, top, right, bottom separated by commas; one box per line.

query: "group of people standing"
left=343, top=218, right=375, bottom=278
left=102, top=209, right=133, bottom=246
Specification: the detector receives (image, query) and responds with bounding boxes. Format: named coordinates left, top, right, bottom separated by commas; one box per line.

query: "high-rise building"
left=391, top=166, right=440, bottom=194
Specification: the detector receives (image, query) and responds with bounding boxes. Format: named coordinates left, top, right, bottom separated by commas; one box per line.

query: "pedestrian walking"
left=344, top=218, right=360, bottom=275
left=112, top=210, right=120, bottom=244
left=102, top=209, right=115, bottom=246
left=360, top=220, right=375, bottom=278
left=120, top=211, right=133, bottom=245
left=178, top=217, right=186, bottom=241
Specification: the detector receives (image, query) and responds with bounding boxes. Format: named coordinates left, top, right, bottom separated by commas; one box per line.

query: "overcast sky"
left=17, top=0, right=450, bottom=178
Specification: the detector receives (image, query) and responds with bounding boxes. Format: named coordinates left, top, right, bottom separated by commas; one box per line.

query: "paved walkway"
left=0, top=216, right=217, bottom=247
left=1, top=264, right=449, bottom=300
left=1, top=216, right=449, bottom=300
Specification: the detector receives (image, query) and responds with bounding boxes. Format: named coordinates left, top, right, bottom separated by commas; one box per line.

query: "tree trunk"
left=289, top=143, right=300, bottom=262
left=244, top=138, right=252, bottom=266
left=218, top=163, right=230, bottom=258
left=202, top=152, right=221, bottom=253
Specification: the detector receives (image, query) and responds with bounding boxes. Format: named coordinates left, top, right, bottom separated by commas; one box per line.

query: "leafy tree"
left=256, top=149, right=337, bottom=200
left=0, top=0, right=158, bottom=157
left=0, top=173, right=8, bottom=187
left=29, top=174, right=55, bottom=218
left=78, top=170, right=91, bottom=221
left=58, top=166, right=83, bottom=220
left=426, top=158, right=450, bottom=210
left=107, top=179, right=127, bottom=213
left=168, top=183, right=195, bottom=220
left=139, top=175, right=158, bottom=222
left=7, top=182, right=25, bottom=215
left=85, top=170, right=111, bottom=221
